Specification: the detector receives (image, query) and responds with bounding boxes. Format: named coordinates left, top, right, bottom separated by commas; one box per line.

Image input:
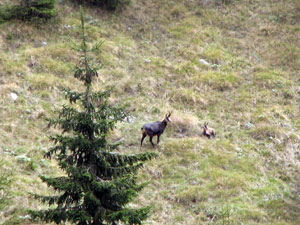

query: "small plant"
left=205, top=204, right=233, bottom=225
left=219, top=204, right=232, bottom=225
left=0, top=160, right=12, bottom=211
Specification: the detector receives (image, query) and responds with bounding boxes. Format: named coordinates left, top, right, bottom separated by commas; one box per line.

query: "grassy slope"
left=1, top=0, right=300, bottom=224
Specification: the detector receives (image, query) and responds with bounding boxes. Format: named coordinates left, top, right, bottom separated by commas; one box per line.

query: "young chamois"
left=202, top=122, right=216, bottom=139
left=140, top=112, right=172, bottom=148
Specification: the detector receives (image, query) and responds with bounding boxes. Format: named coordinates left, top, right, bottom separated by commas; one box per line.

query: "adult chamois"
left=202, top=122, right=216, bottom=139
left=140, top=112, right=172, bottom=148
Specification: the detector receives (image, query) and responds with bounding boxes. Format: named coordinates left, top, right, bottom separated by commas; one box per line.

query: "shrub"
left=0, top=0, right=57, bottom=21
left=72, top=0, right=130, bottom=10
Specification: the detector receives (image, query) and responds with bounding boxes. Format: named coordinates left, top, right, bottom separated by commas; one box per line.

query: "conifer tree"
left=31, top=8, right=156, bottom=225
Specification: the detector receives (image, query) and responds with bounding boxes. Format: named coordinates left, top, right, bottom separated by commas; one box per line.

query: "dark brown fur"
left=202, top=122, right=216, bottom=139
left=140, top=112, right=172, bottom=148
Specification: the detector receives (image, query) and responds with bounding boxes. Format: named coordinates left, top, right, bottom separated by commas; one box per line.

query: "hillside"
left=1, top=0, right=300, bottom=224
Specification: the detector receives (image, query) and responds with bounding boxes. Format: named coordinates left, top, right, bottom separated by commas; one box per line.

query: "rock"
left=25, top=109, right=31, bottom=114
left=42, top=41, right=47, bottom=46
left=16, top=155, right=31, bottom=163
left=124, top=115, right=135, bottom=123
left=10, top=93, right=18, bottom=102
left=245, top=122, right=254, bottom=129
left=144, top=58, right=151, bottom=63
left=2, top=146, right=16, bottom=155
left=199, top=59, right=210, bottom=66
left=275, top=138, right=281, bottom=144
left=2, top=147, right=10, bottom=154
left=64, top=24, right=72, bottom=29
left=19, top=215, right=31, bottom=219
left=236, top=147, right=244, bottom=157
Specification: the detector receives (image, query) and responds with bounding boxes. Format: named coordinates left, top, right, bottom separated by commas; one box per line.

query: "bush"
left=72, top=0, right=130, bottom=10
left=0, top=0, right=57, bottom=21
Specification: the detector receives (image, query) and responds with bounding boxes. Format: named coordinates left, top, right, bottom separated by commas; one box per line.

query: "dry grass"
left=1, top=0, right=300, bottom=224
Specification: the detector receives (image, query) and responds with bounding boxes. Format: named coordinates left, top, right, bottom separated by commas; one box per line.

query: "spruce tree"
left=31, top=8, right=156, bottom=225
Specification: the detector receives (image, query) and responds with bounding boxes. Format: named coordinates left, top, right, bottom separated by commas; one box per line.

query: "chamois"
left=202, top=122, right=216, bottom=139
left=140, top=112, right=172, bottom=148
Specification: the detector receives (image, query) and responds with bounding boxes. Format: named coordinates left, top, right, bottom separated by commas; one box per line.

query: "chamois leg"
left=149, top=136, right=155, bottom=147
left=157, top=135, right=160, bottom=144
left=140, top=133, right=147, bottom=148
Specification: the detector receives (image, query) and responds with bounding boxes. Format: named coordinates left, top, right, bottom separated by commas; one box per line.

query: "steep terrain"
left=1, top=0, right=300, bottom=224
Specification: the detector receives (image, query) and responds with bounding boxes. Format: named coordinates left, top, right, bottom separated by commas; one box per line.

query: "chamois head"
left=203, top=122, right=208, bottom=129
left=164, top=111, right=172, bottom=123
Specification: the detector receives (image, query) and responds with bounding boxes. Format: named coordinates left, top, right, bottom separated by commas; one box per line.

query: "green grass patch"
left=194, top=71, right=242, bottom=91
left=253, top=69, right=291, bottom=89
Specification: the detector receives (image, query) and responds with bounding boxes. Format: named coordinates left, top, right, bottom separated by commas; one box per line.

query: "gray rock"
left=16, top=155, right=31, bottom=163
left=19, top=215, right=31, bottom=219
left=64, top=24, right=72, bottom=29
left=199, top=59, right=210, bottom=66
left=236, top=147, right=244, bottom=157
left=245, top=122, right=254, bottom=129
left=124, top=116, right=135, bottom=123
left=10, top=93, right=18, bottom=102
